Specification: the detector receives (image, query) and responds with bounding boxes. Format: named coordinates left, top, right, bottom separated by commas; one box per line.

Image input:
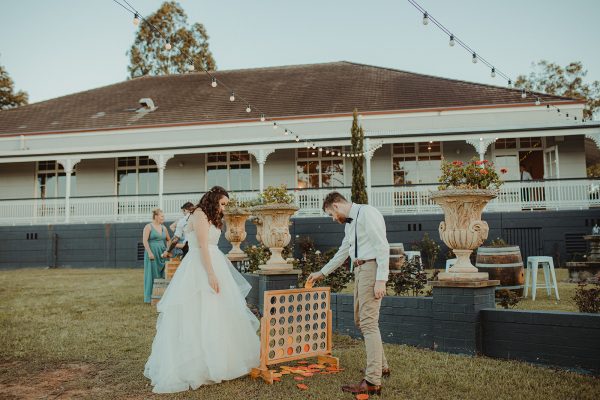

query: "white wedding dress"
left=144, top=220, right=260, bottom=393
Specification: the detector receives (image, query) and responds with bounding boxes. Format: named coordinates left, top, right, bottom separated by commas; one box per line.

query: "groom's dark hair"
left=322, top=192, right=348, bottom=212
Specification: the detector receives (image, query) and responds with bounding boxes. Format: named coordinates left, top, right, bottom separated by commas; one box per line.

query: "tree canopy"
left=0, top=59, right=28, bottom=110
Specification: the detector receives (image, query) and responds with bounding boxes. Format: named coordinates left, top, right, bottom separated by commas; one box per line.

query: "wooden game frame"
left=250, top=286, right=339, bottom=384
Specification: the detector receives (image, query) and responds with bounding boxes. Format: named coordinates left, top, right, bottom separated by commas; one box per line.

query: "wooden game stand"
left=250, top=286, right=340, bottom=384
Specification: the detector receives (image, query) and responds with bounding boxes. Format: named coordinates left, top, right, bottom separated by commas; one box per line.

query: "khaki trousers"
left=353, top=261, right=388, bottom=386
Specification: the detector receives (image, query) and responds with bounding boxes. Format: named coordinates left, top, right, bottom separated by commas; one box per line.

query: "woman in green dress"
left=143, top=208, right=170, bottom=303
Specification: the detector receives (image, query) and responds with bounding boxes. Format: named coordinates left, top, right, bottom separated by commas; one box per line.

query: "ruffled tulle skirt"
left=144, top=245, right=260, bottom=393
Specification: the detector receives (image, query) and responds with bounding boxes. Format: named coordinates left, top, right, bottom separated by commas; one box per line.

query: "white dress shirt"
left=520, top=170, right=533, bottom=181
left=173, top=215, right=189, bottom=244
left=320, top=203, right=390, bottom=282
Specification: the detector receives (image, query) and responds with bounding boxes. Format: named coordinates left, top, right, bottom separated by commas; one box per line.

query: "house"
left=1, top=61, right=599, bottom=267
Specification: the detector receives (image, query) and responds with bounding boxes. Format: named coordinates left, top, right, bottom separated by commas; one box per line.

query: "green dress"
left=144, top=225, right=167, bottom=303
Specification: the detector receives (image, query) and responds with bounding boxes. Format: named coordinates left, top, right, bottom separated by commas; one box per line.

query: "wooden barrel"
left=476, top=246, right=525, bottom=296
left=165, top=259, right=181, bottom=280
left=151, top=278, right=169, bottom=305
left=389, top=243, right=405, bottom=271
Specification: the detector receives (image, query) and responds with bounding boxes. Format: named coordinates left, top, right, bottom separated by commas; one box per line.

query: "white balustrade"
left=0, top=179, right=598, bottom=225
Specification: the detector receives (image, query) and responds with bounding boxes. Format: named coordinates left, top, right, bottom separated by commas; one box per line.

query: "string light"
left=407, top=0, right=583, bottom=123
left=113, top=0, right=389, bottom=159
left=284, top=129, right=288, bottom=135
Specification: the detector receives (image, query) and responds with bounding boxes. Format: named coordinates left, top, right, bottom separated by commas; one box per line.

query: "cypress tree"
left=351, top=109, right=368, bottom=204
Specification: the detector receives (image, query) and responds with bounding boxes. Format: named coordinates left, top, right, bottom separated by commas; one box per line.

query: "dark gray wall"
left=481, top=309, right=600, bottom=374
left=1, top=209, right=599, bottom=268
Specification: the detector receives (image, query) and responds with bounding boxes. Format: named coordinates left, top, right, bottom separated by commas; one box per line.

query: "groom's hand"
left=374, top=280, right=386, bottom=299
left=307, top=272, right=324, bottom=286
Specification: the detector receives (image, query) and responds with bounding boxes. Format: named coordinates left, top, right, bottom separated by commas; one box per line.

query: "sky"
left=1, top=0, right=599, bottom=104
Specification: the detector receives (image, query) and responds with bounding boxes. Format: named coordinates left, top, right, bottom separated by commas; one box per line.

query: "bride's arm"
left=192, top=209, right=220, bottom=293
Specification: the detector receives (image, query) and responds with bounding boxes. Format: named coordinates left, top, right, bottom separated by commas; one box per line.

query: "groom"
left=307, top=192, right=390, bottom=396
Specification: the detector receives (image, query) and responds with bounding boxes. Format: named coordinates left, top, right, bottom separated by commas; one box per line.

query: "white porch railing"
left=0, top=179, right=598, bottom=226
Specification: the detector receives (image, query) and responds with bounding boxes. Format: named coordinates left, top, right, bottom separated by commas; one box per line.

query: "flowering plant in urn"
left=432, top=157, right=507, bottom=281
left=250, top=185, right=299, bottom=271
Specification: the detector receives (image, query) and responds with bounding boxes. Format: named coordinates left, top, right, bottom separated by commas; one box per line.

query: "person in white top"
left=519, top=164, right=533, bottom=181
left=307, top=192, right=389, bottom=396
left=162, top=202, right=194, bottom=259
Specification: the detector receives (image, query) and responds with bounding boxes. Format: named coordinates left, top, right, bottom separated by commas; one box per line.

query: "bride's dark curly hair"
left=194, top=186, right=229, bottom=229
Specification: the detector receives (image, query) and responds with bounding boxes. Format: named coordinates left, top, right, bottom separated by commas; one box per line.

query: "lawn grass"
left=0, top=268, right=598, bottom=399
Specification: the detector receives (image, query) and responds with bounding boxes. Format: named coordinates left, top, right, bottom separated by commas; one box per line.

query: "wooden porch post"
left=57, top=158, right=81, bottom=223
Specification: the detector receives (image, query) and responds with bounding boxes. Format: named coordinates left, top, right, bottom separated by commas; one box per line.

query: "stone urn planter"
left=250, top=204, right=299, bottom=271
left=430, top=189, right=497, bottom=281
left=223, top=207, right=251, bottom=261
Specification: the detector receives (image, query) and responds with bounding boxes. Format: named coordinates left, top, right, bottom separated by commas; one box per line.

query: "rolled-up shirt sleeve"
left=320, top=231, right=350, bottom=276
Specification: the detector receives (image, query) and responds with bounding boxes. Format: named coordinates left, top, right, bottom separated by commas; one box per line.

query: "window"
left=519, top=137, right=542, bottom=149
left=392, top=141, right=442, bottom=185
left=494, top=138, right=517, bottom=149
left=206, top=151, right=251, bottom=191
left=117, top=156, right=158, bottom=196
left=36, top=161, right=76, bottom=199
left=296, top=147, right=345, bottom=189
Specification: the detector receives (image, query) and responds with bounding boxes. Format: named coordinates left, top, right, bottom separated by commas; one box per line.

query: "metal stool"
left=524, top=256, right=560, bottom=301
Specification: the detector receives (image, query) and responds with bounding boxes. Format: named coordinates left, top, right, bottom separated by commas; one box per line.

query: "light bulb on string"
left=260, top=113, right=265, bottom=122
left=422, top=12, right=429, bottom=25
left=284, top=129, right=289, bottom=135
left=133, top=13, right=140, bottom=26
left=211, top=77, right=217, bottom=88
left=566, top=113, right=569, bottom=118
left=337, top=152, right=341, bottom=156
left=311, top=143, right=316, bottom=149
left=318, top=147, right=323, bottom=152
left=472, top=53, right=477, bottom=64
left=229, top=92, right=235, bottom=102
left=311, top=151, right=316, bottom=156
left=295, top=136, right=300, bottom=142
left=165, top=42, right=172, bottom=50
left=491, top=67, right=496, bottom=78
left=273, top=122, right=278, bottom=129
left=535, top=98, right=541, bottom=106
left=521, top=90, right=526, bottom=99
left=246, top=105, right=251, bottom=113
left=325, top=149, right=330, bottom=154
left=449, top=34, right=455, bottom=47
left=508, top=79, right=512, bottom=87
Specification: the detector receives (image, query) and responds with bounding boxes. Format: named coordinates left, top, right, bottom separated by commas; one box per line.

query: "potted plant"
left=430, top=157, right=506, bottom=281
left=223, top=197, right=253, bottom=261
left=250, top=185, right=299, bottom=271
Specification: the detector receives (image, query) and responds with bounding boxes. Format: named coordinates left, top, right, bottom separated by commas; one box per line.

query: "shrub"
left=295, top=237, right=353, bottom=293
left=497, top=289, right=520, bottom=309
left=386, top=257, right=428, bottom=296
left=411, top=233, right=441, bottom=269
left=488, top=237, right=509, bottom=247
left=438, top=157, right=506, bottom=190
left=243, top=242, right=293, bottom=273
left=573, top=282, right=600, bottom=313
left=258, top=185, right=295, bottom=205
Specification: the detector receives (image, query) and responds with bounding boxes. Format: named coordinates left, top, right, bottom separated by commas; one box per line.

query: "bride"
left=144, top=186, right=260, bottom=393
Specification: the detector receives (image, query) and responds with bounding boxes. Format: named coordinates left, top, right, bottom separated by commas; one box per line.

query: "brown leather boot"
left=341, top=379, right=382, bottom=395
left=360, top=367, right=391, bottom=378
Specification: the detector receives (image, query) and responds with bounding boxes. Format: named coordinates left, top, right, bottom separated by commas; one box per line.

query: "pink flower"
left=475, top=160, right=483, bottom=166
left=452, top=160, right=464, bottom=166
left=500, top=168, right=508, bottom=174
left=480, top=169, right=489, bottom=175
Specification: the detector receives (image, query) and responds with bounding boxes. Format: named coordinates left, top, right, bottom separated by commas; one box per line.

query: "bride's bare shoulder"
left=191, top=208, right=209, bottom=222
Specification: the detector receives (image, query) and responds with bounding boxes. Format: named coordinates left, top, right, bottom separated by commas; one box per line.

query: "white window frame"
left=35, top=160, right=76, bottom=199
left=115, top=156, right=158, bottom=196
left=391, top=141, right=442, bottom=185
left=205, top=151, right=252, bottom=191
left=295, top=147, right=346, bottom=189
